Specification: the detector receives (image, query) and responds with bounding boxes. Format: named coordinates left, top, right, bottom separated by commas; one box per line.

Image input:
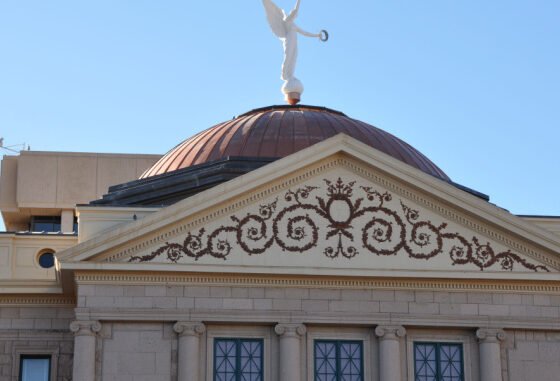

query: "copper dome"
left=141, top=105, right=449, bottom=181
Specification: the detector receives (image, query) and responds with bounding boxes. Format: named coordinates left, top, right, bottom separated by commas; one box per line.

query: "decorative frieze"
left=128, top=178, right=548, bottom=272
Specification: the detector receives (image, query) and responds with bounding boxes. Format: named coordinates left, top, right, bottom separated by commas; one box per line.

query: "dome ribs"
left=292, top=109, right=311, bottom=153
left=258, top=111, right=283, bottom=158
left=275, top=108, right=296, bottom=157
left=239, top=112, right=274, bottom=157
left=218, top=113, right=260, bottom=159
left=176, top=119, right=235, bottom=169
left=140, top=105, right=449, bottom=182
left=191, top=118, right=241, bottom=165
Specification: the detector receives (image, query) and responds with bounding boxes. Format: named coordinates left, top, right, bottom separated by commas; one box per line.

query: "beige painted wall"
left=0, top=151, right=161, bottom=231
left=0, top=234, right=76, bottom=292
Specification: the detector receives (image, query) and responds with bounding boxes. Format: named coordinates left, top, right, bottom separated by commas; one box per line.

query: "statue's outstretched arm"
left=296, top=25, right=321, bottom=39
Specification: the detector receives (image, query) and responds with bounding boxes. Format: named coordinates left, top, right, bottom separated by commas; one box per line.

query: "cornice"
left=0, top=295, right=76, bottom=307
left=74, top=271, right=560, bottom=294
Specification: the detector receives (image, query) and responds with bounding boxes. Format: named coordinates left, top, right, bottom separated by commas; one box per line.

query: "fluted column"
left=70, top=320, right=101, bottom=381
left=174, top=322, right=206, bottom=381
left=275, top=323, right=306, bottom=381
left=375, top=325, right=406, bottom=381
left=476, top=328, right=506, bottom=381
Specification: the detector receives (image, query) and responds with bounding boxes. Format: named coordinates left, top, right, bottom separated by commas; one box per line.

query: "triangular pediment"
left=58, top=135, right=560, bottom=280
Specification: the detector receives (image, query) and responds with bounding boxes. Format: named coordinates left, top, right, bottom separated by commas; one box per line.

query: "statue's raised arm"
left=261, top=0, right=328, bottom=105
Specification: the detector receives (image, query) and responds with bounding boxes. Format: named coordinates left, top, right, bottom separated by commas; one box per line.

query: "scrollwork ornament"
left=375, top=325, right=406, bottom=340
left=173, top=322, right=206, bottom=337
left=129, top=178, right=549, bottom=273
left=476, top=328, right=507, bottom=343
left=274, top=323, right=307, bottom=337
left=69, top=320, right=102, bottom=337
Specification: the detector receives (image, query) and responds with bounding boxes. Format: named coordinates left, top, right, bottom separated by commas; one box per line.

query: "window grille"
left=214, top=338, right=263, bottom=381
left=314, top=340, right=363, bottom=381
left=414, top=342, right=464, bottom=381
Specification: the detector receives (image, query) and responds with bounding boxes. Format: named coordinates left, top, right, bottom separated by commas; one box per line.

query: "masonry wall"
left=100, top=322, right=175, bottom=381
left=75, top=283, right=560, bottom=381
left=0, top=306, right=74, bottom=381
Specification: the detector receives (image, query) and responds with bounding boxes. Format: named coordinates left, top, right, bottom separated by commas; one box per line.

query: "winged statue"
left=262, top=0, right=328, bottom=104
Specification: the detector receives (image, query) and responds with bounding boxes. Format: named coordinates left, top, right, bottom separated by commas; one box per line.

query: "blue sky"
left=1, top=0, right=559, bottom=230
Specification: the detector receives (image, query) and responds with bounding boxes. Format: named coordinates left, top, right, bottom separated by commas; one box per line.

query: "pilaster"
left=375, top=325, right=406, bottom=381
left=70, top=320, right=101, bottom=381
left=174, top=322, right=206, bottom=381
left=275, top=323, right=306, bottom=381
left=476, top=328, right=507, bottom=381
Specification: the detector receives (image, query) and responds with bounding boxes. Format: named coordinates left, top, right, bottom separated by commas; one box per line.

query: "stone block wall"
left=0, top=306, right=74, bottom=381
left=74, top=282, right=560, bottom=380
left=505, top=330, right=560, bottom=381
left=99, top=322, right=176, bottom=381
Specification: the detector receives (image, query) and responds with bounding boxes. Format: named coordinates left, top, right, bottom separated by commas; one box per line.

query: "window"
left=19, top=355, right=51, bottom=381
left=414, top=342, right=463, bottom=381
left=37, top=251, right=55, bottom=269
left=314, top=340, right=363, bottom=381
left=214, top=338, right=263, bottom=381
left=30, top=216, right=61, bottom=233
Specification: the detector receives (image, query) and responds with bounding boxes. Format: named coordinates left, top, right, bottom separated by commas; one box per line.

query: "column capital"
left=476, top=328, right=507, bottom=343
left=70, top=320, right=101, bottom=337
left=173, top=322, right=206, bottom=337
left=274, top=323, right=307, bottom=338
left=375, top=325, right=406, bottom=340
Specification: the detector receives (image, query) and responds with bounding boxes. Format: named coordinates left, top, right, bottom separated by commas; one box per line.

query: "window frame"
left=406, top=330, right=474, bottom=381
left=213, top=338, right=264, bottom=381
left=12, top=346, right=59, bottom=381
left=30, top=216, right=62, bottom=233
left=313, top=339, right=364, bottom=381
left=206, top=325, right=273, bottom=381
left=306, top=326, right=373, bottom=381
left=19, top=355, right=52, bottom=381
left=413, top=342, right=464, bottom=381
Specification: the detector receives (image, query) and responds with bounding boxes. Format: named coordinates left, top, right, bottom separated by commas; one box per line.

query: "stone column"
left=375, top=325, right=406, bottom=381
left=174, top=322, right=206, bottom=381
left=275, top=323, right=306, bottom=381
left=476, top=328, right=506, bottom=381
left=70, top=320, right=101, bottom=381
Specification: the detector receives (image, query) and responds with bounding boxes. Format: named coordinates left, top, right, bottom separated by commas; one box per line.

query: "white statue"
left=262, top=0, right=328, bottom=104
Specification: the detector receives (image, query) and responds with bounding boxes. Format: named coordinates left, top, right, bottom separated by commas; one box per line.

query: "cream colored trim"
left=57, top=135, right=560, bottom=269
left=0, top=295, right=75, bottom=306
left=74, top=271, right=560, bottom=294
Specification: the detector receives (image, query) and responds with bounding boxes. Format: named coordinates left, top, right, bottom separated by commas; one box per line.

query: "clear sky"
left=1, top=0, right=559, bottom=231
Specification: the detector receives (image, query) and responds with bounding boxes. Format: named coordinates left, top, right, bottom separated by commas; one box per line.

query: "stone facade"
left=0, top=307, right=74, bottom=381
left=1, top=136, right=559, bottom=380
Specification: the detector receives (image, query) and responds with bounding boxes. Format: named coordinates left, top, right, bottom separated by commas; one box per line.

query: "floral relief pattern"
left=129, top=178, right=549, bottom=272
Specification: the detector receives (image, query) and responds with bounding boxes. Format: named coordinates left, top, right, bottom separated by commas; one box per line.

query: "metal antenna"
left=0, top=138, right=28, bottom=153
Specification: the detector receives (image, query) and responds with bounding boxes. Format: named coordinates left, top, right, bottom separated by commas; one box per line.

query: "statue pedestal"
left=286, top=92, right=301, bottom=105
left=282, top=78, right=304, bottom=105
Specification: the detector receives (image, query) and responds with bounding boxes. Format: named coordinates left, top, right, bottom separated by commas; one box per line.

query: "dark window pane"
left=31, top=216, right=62, bottom=233
left=38, top=252, right=55, bottom=269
